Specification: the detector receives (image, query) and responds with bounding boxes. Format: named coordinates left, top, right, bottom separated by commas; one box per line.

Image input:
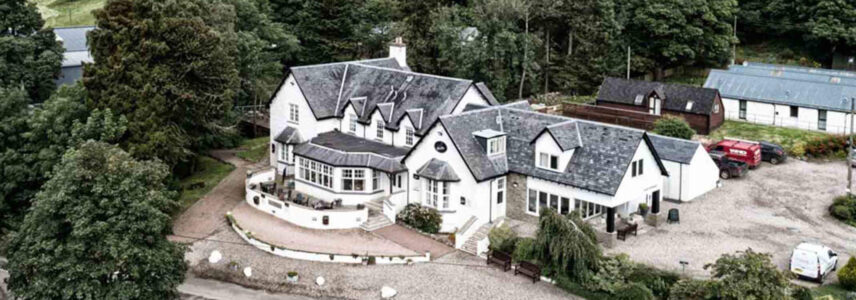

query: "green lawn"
left=177, top=156, right=234, bottom=213
left=707, top=120, right=832, bottom=156
left=812, top=283, right=851, bottom=299
left=236, top=136, right=269, bottom=163
left=30, top=0, right=105, bottom=28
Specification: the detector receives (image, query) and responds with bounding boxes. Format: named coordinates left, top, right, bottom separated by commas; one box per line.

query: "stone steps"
left=461, top=219, right=499, bottom=255
left=361, top=213, right=393, bottom=231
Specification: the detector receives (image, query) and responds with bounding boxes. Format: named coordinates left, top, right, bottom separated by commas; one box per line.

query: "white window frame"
left=426, top=179, right=449, bottom=209
left=376, top=120, right=385, bottom=140
left=487, top=136, right=506, bottom=156
left=342, top=168, right=365, bottom=191
left=526, top=188, right=584, bottom=218
left=537, top=152, right=559, bottom=170
left=289, top=103, right=299, bottom=124
left=405, top=126, right=415, bottom=146
left=280, top=144, right=287, bottom=161
left=298, top=157, right=332, bottom=188
left=349, top=114, right=358, bottom=133
left=372, top=170, right=381, bottom=191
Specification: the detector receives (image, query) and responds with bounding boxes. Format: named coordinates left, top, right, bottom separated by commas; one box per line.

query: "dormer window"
left=538, top=152, right=559, bottom=170
left=487, top=136, right=506, bottom=155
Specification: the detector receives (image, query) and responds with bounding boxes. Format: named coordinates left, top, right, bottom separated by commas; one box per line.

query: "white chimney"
left=389, top=37, right=407, bottom=68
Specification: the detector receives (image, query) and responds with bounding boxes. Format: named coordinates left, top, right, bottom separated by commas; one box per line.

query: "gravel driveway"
left=608, top=159, right=856, bottom=283
left=186, top=225, right=576, bottom=300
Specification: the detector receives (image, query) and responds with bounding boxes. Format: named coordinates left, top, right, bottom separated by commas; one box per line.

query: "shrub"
left=614, top=282, right=655, bottom=300
left=790, top=142, right=806, bottom=157
left=627, top=264, right=681, bottom=299
left=653, top=115, right=695, bottom=140
left=513, top=237, right=536, bottom=262
left=804, top=135, right=848, bottom=158
left=585, top=254, right=636, bottom=294
left=488, top=223, right=518, bottom=253
left=668, top=279, right=713, bottom=300
left=704, top=248, right=792, bottom=299
left=830, top=194, right=856, bottom=226
left=840, top=257, right=856, bottom=291
left=396, top=203, right=442, bottom=233
left=789, top=285, right=813, bottom=300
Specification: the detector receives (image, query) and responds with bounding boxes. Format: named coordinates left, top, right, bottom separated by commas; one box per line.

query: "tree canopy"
left=84, top=0, right=240, bottom=168
left=0, top=0, right=64, bottom=102
left=533, top=208, right=602, bottom=280
left=653, top=115, right=696, bottom=140
left=6, top=141, right=186, bottom=299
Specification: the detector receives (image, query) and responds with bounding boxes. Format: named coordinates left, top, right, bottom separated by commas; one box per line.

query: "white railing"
left=382, top=198, right=397, bottom=223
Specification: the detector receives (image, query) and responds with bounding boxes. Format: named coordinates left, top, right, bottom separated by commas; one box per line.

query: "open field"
left=30, top=0, right=104, bottom=28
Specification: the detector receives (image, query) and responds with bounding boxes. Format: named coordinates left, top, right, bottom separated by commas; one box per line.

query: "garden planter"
left=286, top=272, right=299, bottom=283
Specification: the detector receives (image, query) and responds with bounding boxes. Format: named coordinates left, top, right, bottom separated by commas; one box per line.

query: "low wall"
left=227, top=213, right=431, bottom=264
left=246, top=188, right=368, bottom=230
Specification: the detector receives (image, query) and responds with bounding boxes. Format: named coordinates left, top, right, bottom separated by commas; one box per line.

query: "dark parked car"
left=760, top=141, right=787, bottom=164
left=710, top=151, right=748, bottom=179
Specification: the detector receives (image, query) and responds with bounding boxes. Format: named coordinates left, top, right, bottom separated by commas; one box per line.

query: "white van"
left=789, top=243, right=839, bottom=283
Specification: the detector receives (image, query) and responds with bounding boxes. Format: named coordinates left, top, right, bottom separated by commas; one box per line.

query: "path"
left=180, top=276, right=313, bottom=300
left=171, top=149, right=257, bottom=243
left=374, top=225, right=455, bottom=258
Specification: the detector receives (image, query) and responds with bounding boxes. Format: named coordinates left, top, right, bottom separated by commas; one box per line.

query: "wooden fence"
left=562, top=102, right=659, bottom=131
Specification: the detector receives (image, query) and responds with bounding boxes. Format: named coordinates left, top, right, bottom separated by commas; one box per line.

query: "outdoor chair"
left=667, top=208, right=680, bottom=224
left=295, top=193, right=305, bottom=205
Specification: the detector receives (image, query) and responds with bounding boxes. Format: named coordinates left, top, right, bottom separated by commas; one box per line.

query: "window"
left=527, top=188, right=590, bottom=218
left=496, top=178, right=505, bottom=204
left=342, top=169, right=365, bottom=191
left=289, top=104, right=299, bottom=123
left=739, top=100, right=747, bottom=120
left=488, top=136, right=506, bottom=155
left=298, top=158, right=332, bottom=188
left=349, top=114, right=357, bottom=133
left=685, top=101, right=694, bottom=111
left=460, top=197, right=467, bottom=206
left=790, top=106, right=799, bottom=118
left=271, top=143, right=275, bottom=154
left=280, top=144, right=287, bottom=161
left=376, top=120, right=385, bottom=139
left=372, top=171, right=380, bottom=191
left=632, top=159, right=644, bottom=177
left=713, top=102, right=720, bottom=114
left=538, top=152, right=559, bottom=170
left=818, top=109, right=827, bottom=131
left=426, top=179, right=449, bottom=209
left=405, top=126, right=414, bottom=146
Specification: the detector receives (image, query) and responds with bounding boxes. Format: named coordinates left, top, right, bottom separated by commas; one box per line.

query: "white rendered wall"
left=403, top=122, right=492, bottom=233
left=451, top=86, right=492, bottom=114
left=681, top=145, right=720, bottom=201
left=723, top=97, right=852, bottom=134
left=269, top=74, right=338, bottom=168
left=393, top=116, right=420, bottom=148
left=661, top=160, right=682, bottom=201
left=368, top=110, right=394, bottom=144
left=533, top=132, right=575, bottom=170
left=611, top=140, right=664, bottom=216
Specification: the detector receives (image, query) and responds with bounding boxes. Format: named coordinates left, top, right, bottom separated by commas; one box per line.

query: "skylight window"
left=686, top=101, right=694, bottom=111
left=634, top=94, right=644, bottom=105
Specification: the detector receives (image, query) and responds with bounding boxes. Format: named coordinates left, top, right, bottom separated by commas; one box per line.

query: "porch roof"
left=293, top=131, right=408, bottom=173
left=415, top=158, right=460, bottom=182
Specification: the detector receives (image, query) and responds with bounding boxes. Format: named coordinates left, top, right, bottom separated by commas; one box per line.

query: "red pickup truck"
left=707, top=139, right=762, bottom=168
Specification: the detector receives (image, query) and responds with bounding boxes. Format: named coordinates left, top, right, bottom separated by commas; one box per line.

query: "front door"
left=652, top=190, right=661, bottom=214
left=493, top=177, right=507, bottom=220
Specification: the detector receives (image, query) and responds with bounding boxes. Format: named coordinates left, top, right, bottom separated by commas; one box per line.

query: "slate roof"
left=462, top=103, right=489, bottom=112
left=54, top=26, right=95, bottom=67
left=415, top=158, right=461, bottom=182
left=532, top=121, right=583, bottom=151
left=743, top=62, right=856, bottom=78
left=435, top=106, right=668, bottom=195
left=274, top=126, right=303, bottom=145
left=704, top=69, right=856, bottom=112
left=647, top=134, right=699, bottom=164
left=289, top=58, right=483, bottom=135
left=597, top=77, right=719, bottom=115
left=475, top=82, right=500, bottom=105
left=293, top=131, right=408, bottom=173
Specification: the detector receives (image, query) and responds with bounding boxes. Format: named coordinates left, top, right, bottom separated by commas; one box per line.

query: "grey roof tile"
left=415, top=158, right=461, bottom=181
left=293, top=131, right=407, bottom=173
left=704, top=69, right=856, bottom=112
left=53, top=26, right=94, bottom=52
left=475, top=82, right=500, bottom=105
left=598, top=77, right=719, bottom=115
left=647, top=134, right=698, bottom=164
left=274, top=126, right=303, bottom=144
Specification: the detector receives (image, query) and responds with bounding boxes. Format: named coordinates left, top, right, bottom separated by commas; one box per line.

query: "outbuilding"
left=648, top=134, right=719, bottom=202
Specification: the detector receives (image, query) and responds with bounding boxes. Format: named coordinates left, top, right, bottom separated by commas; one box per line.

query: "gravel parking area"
left=186, top=224, right=577, bottom=300
left=608, top=160, right=856, bottom=282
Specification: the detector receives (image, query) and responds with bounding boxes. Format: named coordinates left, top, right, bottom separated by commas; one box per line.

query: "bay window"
left=343, top=169, right=365, bottom=191
left=298, top=158, right=332, bottom=188
left=372, top=171, right=380, bottom=191
left=526, top=188, right=601, bottom=219
left=426, top=179, right=449, bottom=209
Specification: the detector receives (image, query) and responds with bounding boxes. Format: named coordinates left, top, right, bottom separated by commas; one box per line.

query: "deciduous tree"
left=6, top=141, right=186, bottom=299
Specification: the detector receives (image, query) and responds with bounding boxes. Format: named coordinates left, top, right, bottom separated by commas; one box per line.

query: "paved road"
left=180, top=276, right=314, bottom=300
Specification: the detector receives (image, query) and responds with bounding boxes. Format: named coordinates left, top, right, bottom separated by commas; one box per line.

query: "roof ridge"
left=290, top=57, right=396, bottom=70
left=352, top=63, right=474, bottom=83
left=709, top=69, right=856, bottom=88
left=648, top=133, right=701, bottom=145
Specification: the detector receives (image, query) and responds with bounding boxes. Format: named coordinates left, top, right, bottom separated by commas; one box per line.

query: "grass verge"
left=30, top=0, right=105, bottom=28
left=236, top=136, right=269, bottom=163
left=177, top=156, right=235, bottom=213
left=707, top=120, right=832, bottom=156
left=812, top=283, right=851, bottom=299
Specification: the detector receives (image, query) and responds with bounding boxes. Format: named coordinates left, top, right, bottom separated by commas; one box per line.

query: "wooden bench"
left=487, top=250, right=512, bottom=271
left=514, top=261, right=541, bottom=283
left=617, top=223, right=638, bottom=241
